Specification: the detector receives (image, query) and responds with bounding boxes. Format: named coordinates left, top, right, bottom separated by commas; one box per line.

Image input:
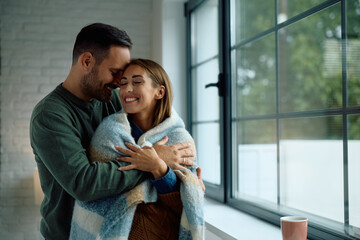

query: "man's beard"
left=81, top=66, right=112, bottom=102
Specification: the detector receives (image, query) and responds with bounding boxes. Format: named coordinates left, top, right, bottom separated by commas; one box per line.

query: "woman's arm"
left=153, top=136, right=196, bottom=170
left=116, top=143, right=181, bottom=193
left=116, top=142, right=205, bottom=193
left=116, top=143, right=168, bottom=179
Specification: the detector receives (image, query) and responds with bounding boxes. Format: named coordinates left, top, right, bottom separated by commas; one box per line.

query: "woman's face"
left=119, top=64, right=164, bottom=116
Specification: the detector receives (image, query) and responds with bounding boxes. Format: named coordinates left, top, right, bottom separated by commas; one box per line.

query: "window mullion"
left=341, top=0, right=349, bottom=229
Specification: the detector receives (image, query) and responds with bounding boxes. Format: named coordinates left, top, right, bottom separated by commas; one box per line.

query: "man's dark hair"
left=72, top=23, right=132, bottom=65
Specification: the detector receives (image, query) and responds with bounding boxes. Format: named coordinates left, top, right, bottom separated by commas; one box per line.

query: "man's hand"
left=153, top=136, right=195, bottom=170
left=197, top=167, right=206, bottom=193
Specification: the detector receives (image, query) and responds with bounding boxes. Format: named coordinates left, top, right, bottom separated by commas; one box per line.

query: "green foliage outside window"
left=232, top=0, right=360, bottom=143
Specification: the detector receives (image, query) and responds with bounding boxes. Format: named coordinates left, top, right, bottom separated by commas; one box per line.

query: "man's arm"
left=30, top=110, right=148, bottom=201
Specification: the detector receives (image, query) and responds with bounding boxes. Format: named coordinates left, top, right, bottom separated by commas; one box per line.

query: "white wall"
left=161, top=0, right=188, bottom=124
left=0, top=0, right=188, bottom=239
left=153, top=0, right=188, bottom=124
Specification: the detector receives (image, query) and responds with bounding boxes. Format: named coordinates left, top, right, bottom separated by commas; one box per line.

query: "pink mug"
left=281, top=216, right=308, bottom=240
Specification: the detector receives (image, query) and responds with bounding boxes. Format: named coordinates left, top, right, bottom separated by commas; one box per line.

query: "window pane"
left=232, top=34, right=276, bottom=117
left=277, top=0, right=327, bottom=23
left=230, top=0, right=275, bottom=45
left=191, top=59, right=220, bottom=122
left=280, top=116, right=343, bottom=222
left=191, top=0, right=218, bottom=64
left=279, top=3, right=342, bottom=113
left=193, top=123, right=221, bottom=185
left=348, top=115, right=360, bottom=230
left=233, top=119, right=277, bottom=203
left=347, top=0, right=360, bottom=107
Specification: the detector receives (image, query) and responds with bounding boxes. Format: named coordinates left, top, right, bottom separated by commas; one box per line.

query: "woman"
left=70, top=59, right=204, bottom=240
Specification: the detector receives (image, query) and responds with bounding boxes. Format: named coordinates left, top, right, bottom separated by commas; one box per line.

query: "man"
left=30, top=23, right=194, bottom=240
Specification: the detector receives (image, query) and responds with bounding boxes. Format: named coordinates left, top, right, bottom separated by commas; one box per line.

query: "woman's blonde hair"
left=126, top=59, right=173, bottom=127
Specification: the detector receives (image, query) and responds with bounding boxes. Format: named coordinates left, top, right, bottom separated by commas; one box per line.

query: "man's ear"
left=155, top=85, right=166, bottom=100
left=78, top=52, right=95, bottom=73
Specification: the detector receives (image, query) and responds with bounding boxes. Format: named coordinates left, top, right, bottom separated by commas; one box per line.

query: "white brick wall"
left=0, top=0, right=154, bottom=239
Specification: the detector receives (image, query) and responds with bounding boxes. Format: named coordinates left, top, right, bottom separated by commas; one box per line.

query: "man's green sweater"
left=30, top=84, right=148, bottom=240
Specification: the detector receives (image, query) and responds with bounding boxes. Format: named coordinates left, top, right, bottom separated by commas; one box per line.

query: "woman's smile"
left=124, top=97, right=138, bottom=103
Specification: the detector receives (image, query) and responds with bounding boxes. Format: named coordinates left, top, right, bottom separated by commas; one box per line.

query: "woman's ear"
left=79, top=52, right=95, bottom=73
left=155, top=85, right=166, bottom=100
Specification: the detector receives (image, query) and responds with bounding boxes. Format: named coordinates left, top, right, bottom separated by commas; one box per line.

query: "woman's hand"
left=153, top=136, right=196, bottom=170
left=115, top=142, right=168, bottom=179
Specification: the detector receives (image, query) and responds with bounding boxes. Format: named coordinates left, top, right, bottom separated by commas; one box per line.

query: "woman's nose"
left=122, top=84, right=133, bottom=92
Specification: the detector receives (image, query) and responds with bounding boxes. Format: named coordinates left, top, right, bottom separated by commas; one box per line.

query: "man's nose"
left=113, top=73, right=123, bottom=88
left=112, top=79, right=120, bottom=88
left=113, top=80, right=121, bottom=88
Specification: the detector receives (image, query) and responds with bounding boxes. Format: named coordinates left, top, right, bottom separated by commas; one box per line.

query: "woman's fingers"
left=176, top=141, right=193, bottom=151
left=124, top=142, right=140, bottom=152
left=153, top=136, right=169, bottom=146
left=115, top=145, right=133, bottom=156
left=118, top=164, right=135, bottom=171
left=117, top=156, right=131, bottom=162
left=171, top=163, right=187, bottom=171
left=115, top=142, right=142, bottom=155
left=181, top=158, right=195, bottom=166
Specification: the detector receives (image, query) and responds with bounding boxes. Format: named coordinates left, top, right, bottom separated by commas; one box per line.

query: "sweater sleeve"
left=30, top=109, right=149, bottom=201
left=151, top=167, right=179, bottom=194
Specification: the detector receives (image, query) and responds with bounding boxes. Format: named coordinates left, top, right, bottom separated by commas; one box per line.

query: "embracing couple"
left=30, top=23, right=205, bottom=240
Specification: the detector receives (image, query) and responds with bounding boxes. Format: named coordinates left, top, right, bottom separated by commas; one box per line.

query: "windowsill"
left=204, top=198, right=281, bottom=240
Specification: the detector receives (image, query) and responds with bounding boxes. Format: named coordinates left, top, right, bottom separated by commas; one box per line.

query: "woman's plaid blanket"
left=70, top=109, right=205, bottom=240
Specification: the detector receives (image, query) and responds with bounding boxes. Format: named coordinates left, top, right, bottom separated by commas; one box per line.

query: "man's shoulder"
left=31, top=86, right=68, bottom=118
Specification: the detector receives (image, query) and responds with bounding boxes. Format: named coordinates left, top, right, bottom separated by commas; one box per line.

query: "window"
left=185, top=0, right=360, bottom=239
left=186, top=0, right=224, bottom=201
